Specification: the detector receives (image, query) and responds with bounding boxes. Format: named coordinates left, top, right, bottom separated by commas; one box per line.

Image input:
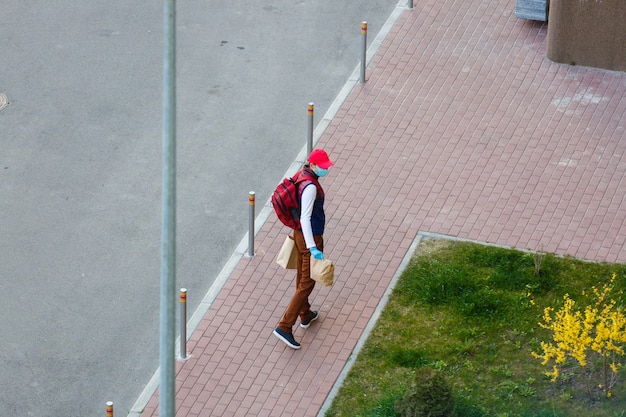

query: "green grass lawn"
left=326, top=238, right=626, bottom=417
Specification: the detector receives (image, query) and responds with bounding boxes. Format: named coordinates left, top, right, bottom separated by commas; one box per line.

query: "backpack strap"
left=294, top=167, right=323, bottom=199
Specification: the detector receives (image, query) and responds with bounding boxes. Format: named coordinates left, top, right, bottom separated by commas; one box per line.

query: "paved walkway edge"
left=316, top=232, right=423, bottom=417
left=127, top=2, right=407, bottom=416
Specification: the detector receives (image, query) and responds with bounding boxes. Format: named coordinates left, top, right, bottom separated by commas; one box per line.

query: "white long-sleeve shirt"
left=300, top=183, right=317, bottom=249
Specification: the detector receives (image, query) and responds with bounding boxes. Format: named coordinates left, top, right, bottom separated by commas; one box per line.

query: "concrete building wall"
left=547, top=0, right=626, bottom=72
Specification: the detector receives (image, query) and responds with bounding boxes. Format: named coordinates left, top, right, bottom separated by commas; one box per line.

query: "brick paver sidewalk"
left=135, top=0, right=626, bottom=415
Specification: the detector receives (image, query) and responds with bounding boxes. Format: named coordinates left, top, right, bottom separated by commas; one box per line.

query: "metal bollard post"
left=360, top=21, right=367, bottom=83
left=247, top=192, right=255, bottom=257
left=408, top=0, right=413, bottom=9
left=307, top=103, right=314, bottom=157
left=105, top=401, right=113, bottom=417
left=179, top=288, right=188, bottom=360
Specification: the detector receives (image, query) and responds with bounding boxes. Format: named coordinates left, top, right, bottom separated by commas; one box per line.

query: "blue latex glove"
left=310, top=247, right=324, bottom=260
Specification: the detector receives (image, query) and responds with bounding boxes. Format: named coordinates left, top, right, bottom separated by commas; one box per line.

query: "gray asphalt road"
left=0, top=1, right=398, bottom=416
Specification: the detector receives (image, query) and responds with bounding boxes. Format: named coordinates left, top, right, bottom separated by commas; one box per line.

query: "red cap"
left=308, top=149, right=334, bottom=169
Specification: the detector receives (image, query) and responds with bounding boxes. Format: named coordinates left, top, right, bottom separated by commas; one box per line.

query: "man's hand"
left=310, top=247, right=324, bottom=260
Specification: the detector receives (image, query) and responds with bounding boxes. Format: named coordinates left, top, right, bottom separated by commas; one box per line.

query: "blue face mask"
left=315, top=167, right=329, bottom=177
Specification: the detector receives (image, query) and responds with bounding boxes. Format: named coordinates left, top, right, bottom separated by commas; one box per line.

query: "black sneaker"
left=273, top=328, right=301, bottom=349
left=300, top=311, right=319, bottom=329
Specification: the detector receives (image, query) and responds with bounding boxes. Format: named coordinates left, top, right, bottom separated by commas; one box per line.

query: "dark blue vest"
left=299, top=168, right=325, bottom=235
left=310, top=192, right=325, bottom=235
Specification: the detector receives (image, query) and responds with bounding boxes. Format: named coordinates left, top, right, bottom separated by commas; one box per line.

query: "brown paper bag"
left=311, top=258, right=334, bottom=286
left=276, top=235, right=298, bottom=269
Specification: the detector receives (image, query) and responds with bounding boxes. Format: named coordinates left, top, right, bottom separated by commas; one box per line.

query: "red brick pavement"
left=136, top=0, right=626, bottom=415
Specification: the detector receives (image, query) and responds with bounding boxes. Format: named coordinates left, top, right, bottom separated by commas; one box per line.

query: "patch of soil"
left=414, top=237, right=451, bottom=258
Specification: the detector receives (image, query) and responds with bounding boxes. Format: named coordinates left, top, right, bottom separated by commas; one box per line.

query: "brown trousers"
left=277, top=229, right=323, bottom=333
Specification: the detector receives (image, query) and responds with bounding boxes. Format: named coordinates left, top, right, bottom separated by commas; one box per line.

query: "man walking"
left=273, top=149, right=334, bottom=349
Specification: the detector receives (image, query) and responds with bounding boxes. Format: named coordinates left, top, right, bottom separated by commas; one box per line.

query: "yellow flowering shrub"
left=532, top=274, right=626, bottom=398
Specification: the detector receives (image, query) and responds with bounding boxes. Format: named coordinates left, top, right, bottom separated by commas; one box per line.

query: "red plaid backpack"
left=271, top=169, right=319, bottom=229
